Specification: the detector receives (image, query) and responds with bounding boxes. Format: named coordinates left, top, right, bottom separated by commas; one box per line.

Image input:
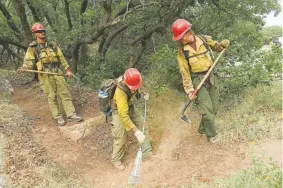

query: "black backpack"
left=182, top=35, right=215, bottom=69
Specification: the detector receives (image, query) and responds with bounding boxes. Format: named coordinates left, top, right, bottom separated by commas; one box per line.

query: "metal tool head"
left=181, top=114, right=191, bottom=125
left=181, top=99, right=192, bottom=125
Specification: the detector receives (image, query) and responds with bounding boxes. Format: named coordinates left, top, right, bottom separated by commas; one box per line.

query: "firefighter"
left=172, top=19, right=230, bottom=143
left=111, top=68, right=152, bottom=170
left=18, top=23, right=83, bottom=126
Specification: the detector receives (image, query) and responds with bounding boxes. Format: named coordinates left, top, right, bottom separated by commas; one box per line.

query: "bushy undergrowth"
left=78, top=49, right=130, bottom=89
left=214, top=155, right=282, bottom=188
left=143, top=44, right=183, bottom=94
left=218, top=46, right=282, bottom=100
left=217, top=81, right=282, bottom=143
left=142, top=44, right=281, bottom=100
left=190, top=156, right=282, bottom=188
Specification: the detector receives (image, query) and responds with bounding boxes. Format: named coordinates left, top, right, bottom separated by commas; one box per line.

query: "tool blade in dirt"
left=181, top=99, right=192, bottom=125
left=181, top=114, right=191, bottom=124
left=128, top=147, right=143, bottom=185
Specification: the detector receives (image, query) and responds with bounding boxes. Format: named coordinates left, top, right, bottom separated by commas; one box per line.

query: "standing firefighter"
left=18, top=23, right=83, bottom=126
left=111, top=68, right=152, bottom=170
left=172, top=19, right=230, bottom=143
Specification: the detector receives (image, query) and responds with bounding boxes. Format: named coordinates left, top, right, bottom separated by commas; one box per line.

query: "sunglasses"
left=35, top=30, right=46, bottom=33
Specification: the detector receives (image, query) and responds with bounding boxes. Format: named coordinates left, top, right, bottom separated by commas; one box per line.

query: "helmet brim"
left=126, top=81, right=142, bottom=90
left=172, top=28, right=191, bottom=41
left=33, top=29, right=46, bottom=33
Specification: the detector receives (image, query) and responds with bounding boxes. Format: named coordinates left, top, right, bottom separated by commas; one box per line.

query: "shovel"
left=181, top=49, right=226, bottom=124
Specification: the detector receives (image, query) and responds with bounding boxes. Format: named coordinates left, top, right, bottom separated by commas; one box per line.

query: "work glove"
left=36, top=62, right=43, bottom=71
left=66, top=68, right=73, bottom=78
left=134, top=129, right=145, bottom=144
left=188, top=91, right=197, bottom=101
left=142, top=92, right=149, bottom=101
left=17, top=64, right=27, bottom=73
left=220, top=39, right=230, bottom=48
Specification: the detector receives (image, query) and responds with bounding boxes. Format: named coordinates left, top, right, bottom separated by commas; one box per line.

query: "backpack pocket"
left=99, top=90, right=111, bottom=115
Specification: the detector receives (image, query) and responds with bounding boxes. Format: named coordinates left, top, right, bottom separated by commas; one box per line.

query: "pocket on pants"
left=110, top=113, right=124, bottom=138
left=111, top=123, right=125, bottom=139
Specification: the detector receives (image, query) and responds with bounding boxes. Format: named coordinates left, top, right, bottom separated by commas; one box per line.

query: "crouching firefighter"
left=110, top=68, right=152, bottom=170
left=172, top=19, right=230, bottom=143
left=17, top=23, right=83, bottom=126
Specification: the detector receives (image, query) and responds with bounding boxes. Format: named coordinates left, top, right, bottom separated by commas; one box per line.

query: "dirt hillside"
left=0, top=72, right=281, bottom=187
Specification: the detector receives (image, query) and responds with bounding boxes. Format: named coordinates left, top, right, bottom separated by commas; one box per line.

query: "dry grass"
left=217, top=81, right=282, bottom=144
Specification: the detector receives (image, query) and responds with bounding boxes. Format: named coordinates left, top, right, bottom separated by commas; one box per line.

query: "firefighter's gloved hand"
left=220, top=39, right=230, bottom=48
left=143, top=92, right=149, bottom=101
left=17, top=64, right=27, bottom=73
left=134, top=129, right=145, bottom=144
left=66, top=68, right=73, bottom=78
left=188, top=91, right=197, bottom=101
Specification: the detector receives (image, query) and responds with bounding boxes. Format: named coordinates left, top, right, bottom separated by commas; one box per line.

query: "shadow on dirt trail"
left=6, top=74, right=255, bottom=187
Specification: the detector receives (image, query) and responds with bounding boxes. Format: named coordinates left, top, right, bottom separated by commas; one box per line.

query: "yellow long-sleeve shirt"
left=177, top=35, right=223, bottom=94
left=113, top=83, right=139, bottom=131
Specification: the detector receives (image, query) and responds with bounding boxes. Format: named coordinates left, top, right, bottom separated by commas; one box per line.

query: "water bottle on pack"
left=98, top=79, right=118, bottom=115
left=98, top=90, right=109, bottom=99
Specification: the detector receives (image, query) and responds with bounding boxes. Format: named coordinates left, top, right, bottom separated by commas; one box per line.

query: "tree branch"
left=11, top=0, right=33, bottom=44
left=0, top=37, right=27, bottom=49
left=101, top=24, right=128, bottom=57
left=102, top=0, right=112, bottom=21
left=25, top=0, right=41, bottom=22
left=0, top=0, right=20, bottom=34
left=129, top=40, right=146, bottom=67
left=0, top=42, right=23, bottom=61
left=80, top=0, right=88, bottom=25
left=130, top=23, right=165, bottom=45
left=64, top=0, right=73, bottom=30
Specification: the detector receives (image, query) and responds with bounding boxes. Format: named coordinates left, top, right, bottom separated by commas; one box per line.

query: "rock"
left=0, top=78, right=14, bottom=99
left=0, top=176, right=7, bottom=188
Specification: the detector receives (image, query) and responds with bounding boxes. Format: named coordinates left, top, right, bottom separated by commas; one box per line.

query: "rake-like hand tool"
left=128, top=100, right=147, bottom=185
left=181, top=49, right=226, bottom=124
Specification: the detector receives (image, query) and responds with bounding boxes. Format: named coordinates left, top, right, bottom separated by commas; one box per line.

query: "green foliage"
left=79, top=48, right=130, bottom=89
left=218, top=45, right=282, bottom=99
left=0, top=0, right=282, bottom=99
left=143, top=44, right=183, bottom=94
left=261, top=26, right=282, bottom=45
left=261, top=26, right=282, bottom=39
left=215, top=155, right=282, bottom=188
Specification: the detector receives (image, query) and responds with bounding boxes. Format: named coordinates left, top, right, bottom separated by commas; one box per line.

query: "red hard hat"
left=172, top=19, right=192, bottom=41
left=124, top=68, right=142, bottom=90
left=31, top=23, right=45, bottom=33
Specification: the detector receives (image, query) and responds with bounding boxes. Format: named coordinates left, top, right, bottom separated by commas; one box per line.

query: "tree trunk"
left=11, top=0, right=33, bottom=45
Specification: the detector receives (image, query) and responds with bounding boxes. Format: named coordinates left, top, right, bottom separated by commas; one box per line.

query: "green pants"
left=39, top=73, right=75, bottom=119
left=110, top=105, right=152, bottom=165
left=191, top=73, right=219, bottom=138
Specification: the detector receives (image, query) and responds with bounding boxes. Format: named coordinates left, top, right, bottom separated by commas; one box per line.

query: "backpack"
left=29, top=41, right=60, bottom=80
left=182, top=35, right=215, bottom=70
left=98, top=77, right=132, bottom=116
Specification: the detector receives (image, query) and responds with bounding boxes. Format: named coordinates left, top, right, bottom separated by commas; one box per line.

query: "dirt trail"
left=10, top=80, right=255, bottom=187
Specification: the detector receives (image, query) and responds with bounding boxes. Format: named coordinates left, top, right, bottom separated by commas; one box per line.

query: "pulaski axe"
left=181, top=49, right=226, bottom=124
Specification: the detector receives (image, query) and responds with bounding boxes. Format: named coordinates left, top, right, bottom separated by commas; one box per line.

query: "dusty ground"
left=1, top=73, right=281, bottom=187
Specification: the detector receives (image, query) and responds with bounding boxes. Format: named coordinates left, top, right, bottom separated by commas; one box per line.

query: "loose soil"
left=1, top=74, right=281, bottom=187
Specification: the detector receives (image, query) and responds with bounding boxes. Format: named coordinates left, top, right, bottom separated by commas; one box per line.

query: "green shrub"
left=215, top=155, right=282, bottom=188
